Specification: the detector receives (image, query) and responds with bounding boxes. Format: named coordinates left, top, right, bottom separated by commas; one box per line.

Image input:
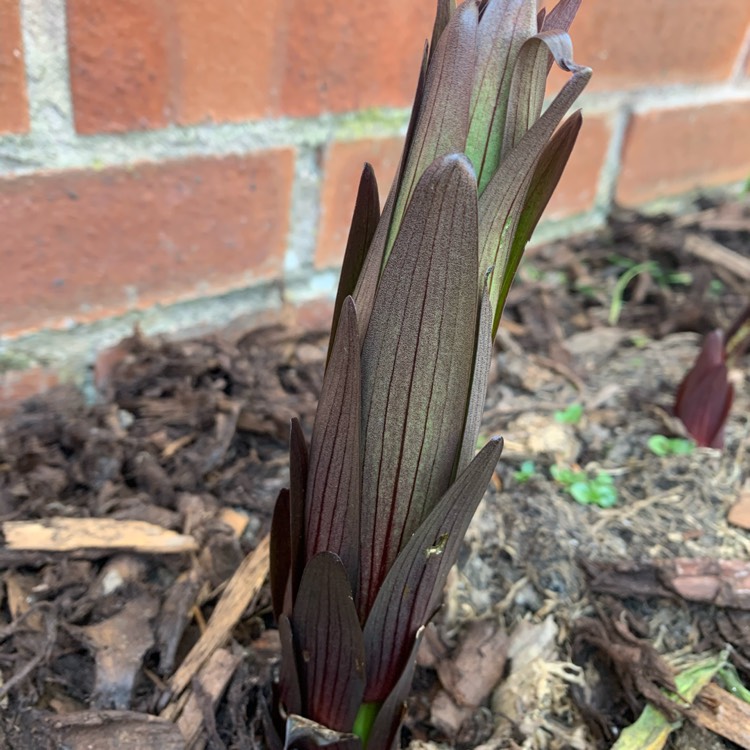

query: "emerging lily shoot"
left=267, top=0, right=591, bottom=746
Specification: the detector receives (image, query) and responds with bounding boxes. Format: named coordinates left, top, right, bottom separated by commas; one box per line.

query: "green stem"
left=352, top=701, right=381, bottom=748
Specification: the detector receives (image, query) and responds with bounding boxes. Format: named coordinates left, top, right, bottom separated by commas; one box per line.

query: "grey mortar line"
left=0, top=108, right=411, bottom=176
left=18, top=0, right=75, bottom=137
left=1, top=78, right=749, bottom=177
left=593, top=106, right=631, bottom=211
left=283, top=146, right=323, bottom=277
left=730, top=24, right=750, bottom=82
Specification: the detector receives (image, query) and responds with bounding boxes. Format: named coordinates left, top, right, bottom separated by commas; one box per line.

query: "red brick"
left=282, top=0, right=434, bottom=118
left=172, top=1, right=282, bottom=124
left=617, top=101, right=750, bottom=206
left=0, top=150, right=294, bottom=336
left=544, top=114, right=611, bottom=220
left=315, top=137, right=404, bottom=269
left=0, top=0, right=28, bottom=134
left=0, top=368, right=60, bottom=417
left=67, top=0, right=175, bottom=133
left=548, top=0, right=750, bottom=93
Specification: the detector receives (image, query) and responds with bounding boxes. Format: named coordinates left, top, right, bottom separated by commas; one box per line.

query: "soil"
left=0, top=195, right=748, bottom=749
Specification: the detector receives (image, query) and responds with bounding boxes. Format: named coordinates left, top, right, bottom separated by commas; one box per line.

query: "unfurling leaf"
left=674, top=330, right=734, bottom=449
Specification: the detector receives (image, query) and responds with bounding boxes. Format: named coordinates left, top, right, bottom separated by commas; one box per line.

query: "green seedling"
left=554, top=402, right=583, bottom=424
left=608, top=259, right=692, bottom=325
left=513, top=460, right=537, bottom=483
left=551, top=464, right=617, bottom=508
left=718, top=665, right=750, bottom=703
left=647, top=434, right=694, bottom=457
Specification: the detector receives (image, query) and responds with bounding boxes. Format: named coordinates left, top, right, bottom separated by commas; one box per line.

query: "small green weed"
left=554, top=402, right=583, bottom=424
left=608, top=259, right=692, bottom=325
left=647, top=434, right=695, bottom=457
left=514, top=460, right=537, bottom=483
left=551, top=464, right=617, bottom=508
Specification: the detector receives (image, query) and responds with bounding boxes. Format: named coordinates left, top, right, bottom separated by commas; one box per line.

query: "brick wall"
left=1, top=0, right=750, bottom=405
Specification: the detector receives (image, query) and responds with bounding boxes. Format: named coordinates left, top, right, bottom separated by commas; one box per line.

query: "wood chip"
left=2, top=517, right=197, bottom=554
left=689, top=682, right=750, bottom=749
left=175, top=647, right=241, bottom=749
left=728, top=481, right=750, bottom=531
left=218, top=507, right=250, bottom=538
left=163, top=533, right=270, bottom=706
left=40, top=710, right=184, bottom=750
left=684, top=233, right=750, bottom=281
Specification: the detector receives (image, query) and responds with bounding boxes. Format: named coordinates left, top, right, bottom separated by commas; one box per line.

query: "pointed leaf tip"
left=363, top=436, right=503, bottom=701
left=328, top=165, right=380, bottom=364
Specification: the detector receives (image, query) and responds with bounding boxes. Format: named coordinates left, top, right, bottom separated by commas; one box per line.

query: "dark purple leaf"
left=429, top=0, right=454, bottom=62
left=306, top=298, right=361, bottom=585
left=363, top=437, right=503, bottom=701
left=385, top=1, right=478, bottom=262
left=458, top=285, right=493, bottom=474
left=327, top=165, right=380, bottom=366
left=279, top=614, right=302, bottom=717
left=353, top=45, right=429, bottom=340
left=542, top=0, right=582, bottom=34
left=466, top=0, right=536, bottom=193
left=674, top=330, right=734, bottom=449
left=358, top=154, right=479, bottom=621
left=536, top=7, right=547, bottom=31
left=289, top=418, right=308, bottom=600
left=365, top=630, right=425, bottom=750
left=270, top=488, right=292, bottom=620
left=292, top=553, right=365, bottom=732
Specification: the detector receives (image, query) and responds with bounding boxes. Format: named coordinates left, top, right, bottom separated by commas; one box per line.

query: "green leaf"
left=514, top=459, right=536, bottom=482
left=358, top=154, right=479, bottom=620
left=292, top=553, right=365, bottom=732
left=501, top=31, right=577, bottom=160
left=592, top=481, right=617, bottom=508
left=327, top=165, right=380, bottom=365
left=647, top=434, right=695, bottom=457
left=466, top=0, right=536, bottom=194
left=569, top=481, right=593, bottom=505
left=306, top=298, right=361, bottom=585
left=612, top=651, right=728, bottom=750
left=362, top=438, right=503, bottom=702
left=478, top=62, right=591, bottom=335
left=505, top=111, right=582, bottom=333
left=385, top=2, right=479, bottom=263
left=554, top=402, right=583, bottom=424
